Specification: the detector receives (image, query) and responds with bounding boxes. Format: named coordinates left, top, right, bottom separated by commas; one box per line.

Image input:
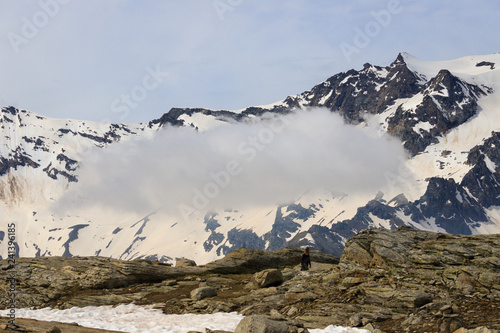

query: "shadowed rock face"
left=1, top=228, right=500, bottom=332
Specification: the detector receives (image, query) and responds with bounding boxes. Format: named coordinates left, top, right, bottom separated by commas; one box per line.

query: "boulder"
left=162, top=279, right=177, bottom=286
left=43, top=328, right=62, bottom=333
left=234, top=315, right=308, bottom=333
left=191, top=287, right=217, bottom=300
left=349, top=314, right=362, bottom=327
left=176, top=258, right=197, bottom=267
left=253, top=269, right=283, bottom=288
left=457, top=328, right=500, bottom=333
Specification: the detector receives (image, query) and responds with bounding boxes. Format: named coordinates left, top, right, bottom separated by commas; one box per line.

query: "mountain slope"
left=1, top=52, right=500, bottom=263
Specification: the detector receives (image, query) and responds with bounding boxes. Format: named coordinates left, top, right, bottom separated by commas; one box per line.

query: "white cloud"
left=56, top=108, right=408, bottom=217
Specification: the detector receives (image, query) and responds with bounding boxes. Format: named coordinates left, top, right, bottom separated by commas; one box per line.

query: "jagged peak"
left=362, top=62, right=373, bottom=70
left=1, top=105, right=21, bottom=115
left=425, top=68, right=487, bottom=99
left=392, top=52, right=415, bottom=66
left=387, top=53, right=427, bottom=85
left=427, top=69, right=456, bottom=86
left=1, top=106, right=45, bottom=121
left=394, top=52, right=406, bottom=65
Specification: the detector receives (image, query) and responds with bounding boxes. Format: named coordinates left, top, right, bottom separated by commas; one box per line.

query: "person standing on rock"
left=301, top=247, right=311, bottom=271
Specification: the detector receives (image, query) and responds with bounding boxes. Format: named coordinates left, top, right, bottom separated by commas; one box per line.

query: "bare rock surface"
left=1, top=228, right=500, bottom=332
left=176, top=258, right=197, bottom=267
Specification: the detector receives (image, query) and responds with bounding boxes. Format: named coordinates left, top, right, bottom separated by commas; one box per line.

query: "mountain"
left=1, top=52, right=500, bottom=264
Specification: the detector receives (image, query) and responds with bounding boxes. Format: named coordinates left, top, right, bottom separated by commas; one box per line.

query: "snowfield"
left=1, top=304, right=369, bottom=333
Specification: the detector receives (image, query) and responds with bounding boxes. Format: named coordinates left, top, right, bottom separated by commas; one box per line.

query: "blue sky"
left=0, top=0, right=499, bottom=123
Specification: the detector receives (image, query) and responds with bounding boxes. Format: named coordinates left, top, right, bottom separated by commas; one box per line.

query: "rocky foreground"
left=1, top=227, right=500, bottom=333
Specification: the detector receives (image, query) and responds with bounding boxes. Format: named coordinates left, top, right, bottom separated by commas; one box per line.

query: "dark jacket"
left=301, top=253, right=311, bottom=271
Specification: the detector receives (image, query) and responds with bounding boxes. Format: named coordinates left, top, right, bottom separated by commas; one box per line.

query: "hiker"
left=301, top=247, right=311, bottom=271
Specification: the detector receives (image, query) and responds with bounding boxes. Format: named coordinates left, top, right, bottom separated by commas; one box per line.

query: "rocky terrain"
left=1, top=227, right=500, bottom=333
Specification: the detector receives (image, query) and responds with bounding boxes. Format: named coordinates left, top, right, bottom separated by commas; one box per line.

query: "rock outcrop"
left=0, top=247, right=338, bottom=310
left=1, top=228, right=500, bottom=332
left=176, top=258, right=197, bottom=267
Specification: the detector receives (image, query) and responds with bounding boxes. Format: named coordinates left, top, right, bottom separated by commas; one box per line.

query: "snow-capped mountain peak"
left=1, top=53, right=500, bottom=264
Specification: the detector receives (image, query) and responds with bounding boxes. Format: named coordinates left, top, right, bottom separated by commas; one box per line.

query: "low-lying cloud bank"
left=57, top=108, right=408, bottom=218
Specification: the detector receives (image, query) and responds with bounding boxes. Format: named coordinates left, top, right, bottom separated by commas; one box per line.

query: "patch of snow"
left=319, top=90, right=333, bottom=104
left=413, top=121, right=433, bottom=134
left=368, top=213, right=391, bottom=229
left=303, top=232, right=316, bottom=244
left=178, top=113, right=229, bottom=132
left=421, top=217, right=447, bottom=233
left=431, top=83, right=449, bottom=97
left=484, top=155, right=498, bottom=174
left=374, top=81, right=385, bottom=92
left=430, top=96, right=446, bottom=118
left=0, top=304, right=370, bottom=333
left=477, top=206, right=500, bottom=234
left=375, top=67, right=389, bottom=79
left=401, top=52, right=500, bottom=83
left=339, top=75, right=352, bottom=85
left=401, top=92, right=424, bottom=112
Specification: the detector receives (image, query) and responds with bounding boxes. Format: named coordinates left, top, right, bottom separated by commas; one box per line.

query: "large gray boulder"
left=175, top=258, right=197, bottom=267
left=234, top=315, right=308, bottom=333
left=252, top=269, right=284, bottom=288
left=190, top=286, right=217, bottom=300
left=43, top=327, right=62, bottom=333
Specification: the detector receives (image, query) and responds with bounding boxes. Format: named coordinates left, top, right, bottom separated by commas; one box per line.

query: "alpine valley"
left=1, top=52, right=500, bottom=264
